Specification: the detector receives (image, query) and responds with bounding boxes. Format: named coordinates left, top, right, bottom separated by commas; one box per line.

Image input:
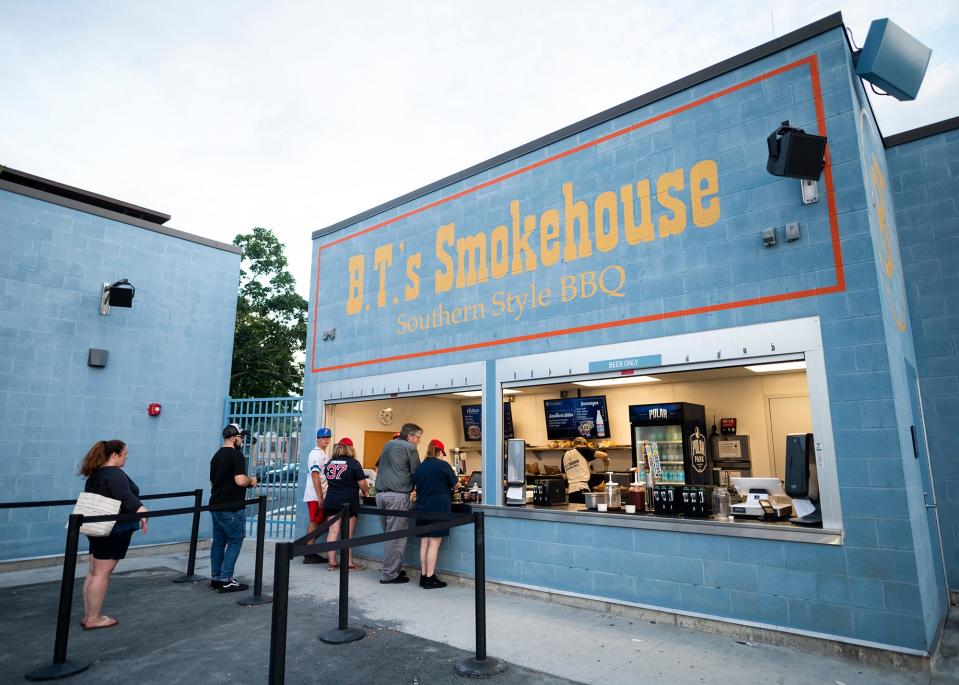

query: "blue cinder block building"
left=303, top=13, right=954, bottom=660
left=0, top=167, right=241, bottom=560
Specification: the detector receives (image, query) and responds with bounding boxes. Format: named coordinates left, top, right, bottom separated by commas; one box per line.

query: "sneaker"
left=303, top=553, right=329, bottom=564
left=379, top=575, right=410, bottom=584
left=218, top=579, right=249, bottom=593
left=209, top=579, right=224, bottom=590
left=423, top=575, right=447, bottom=589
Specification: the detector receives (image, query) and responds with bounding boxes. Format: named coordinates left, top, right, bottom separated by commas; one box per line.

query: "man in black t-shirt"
left=209, top=424, right=258, bottom=592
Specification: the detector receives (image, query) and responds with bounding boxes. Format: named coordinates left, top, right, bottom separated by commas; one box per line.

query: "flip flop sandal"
left=328, top=564, right=339, bottom=571
left=348, top=564, right=360, bottom=571
left=83, top=617, right=119, bottom=631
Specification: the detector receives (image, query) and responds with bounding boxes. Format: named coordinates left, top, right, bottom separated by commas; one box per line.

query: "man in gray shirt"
left=375, top=422, right=422, bottom=583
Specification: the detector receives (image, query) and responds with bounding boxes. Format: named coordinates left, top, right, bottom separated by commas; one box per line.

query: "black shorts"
left=324, top=506, right=358, bottom=519
left=87, top=530, right=135, bottom=560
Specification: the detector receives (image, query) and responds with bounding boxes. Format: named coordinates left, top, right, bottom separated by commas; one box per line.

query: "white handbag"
left=69, top=491, right=122, bottom=537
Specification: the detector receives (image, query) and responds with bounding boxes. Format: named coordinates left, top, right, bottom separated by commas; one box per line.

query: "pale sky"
left=2, top=1, right=956, bottom=298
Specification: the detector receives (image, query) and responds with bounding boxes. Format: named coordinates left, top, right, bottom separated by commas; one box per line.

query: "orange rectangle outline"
left=311, top=54, right=844, bottom=374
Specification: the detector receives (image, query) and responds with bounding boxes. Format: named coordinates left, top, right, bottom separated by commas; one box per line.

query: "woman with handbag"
left=77, top=439, right=148, bottom=630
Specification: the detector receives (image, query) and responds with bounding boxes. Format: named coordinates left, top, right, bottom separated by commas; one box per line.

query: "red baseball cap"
left=338, top=437, right=354, bottom=447
left=430, top=439, right=446, bottom=455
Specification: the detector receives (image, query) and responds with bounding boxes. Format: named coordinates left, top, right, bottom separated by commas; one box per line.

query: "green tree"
left=230, top=227, right=307, bottom=397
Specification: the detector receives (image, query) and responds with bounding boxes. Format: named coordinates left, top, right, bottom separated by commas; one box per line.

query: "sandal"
left=83, top=616, right=119, bottom=631
left=328, top=563, right=339, bottom=571
left=348, top=564, right=360, bottom=571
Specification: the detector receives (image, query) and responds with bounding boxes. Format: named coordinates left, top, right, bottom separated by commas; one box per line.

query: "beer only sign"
left=311, top=55, right=843, bottom=374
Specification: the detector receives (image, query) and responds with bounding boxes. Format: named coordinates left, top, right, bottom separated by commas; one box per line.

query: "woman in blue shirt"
left=413, top=439, right=458, bottom=588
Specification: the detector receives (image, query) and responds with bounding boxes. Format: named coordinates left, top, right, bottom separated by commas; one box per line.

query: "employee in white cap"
left=302, top=427, right=332, bottom=564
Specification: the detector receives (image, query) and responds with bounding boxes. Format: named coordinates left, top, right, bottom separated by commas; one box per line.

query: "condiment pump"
left=604, top=472, right=622, bottom=510
left=626, top=467, right=645, bottom=511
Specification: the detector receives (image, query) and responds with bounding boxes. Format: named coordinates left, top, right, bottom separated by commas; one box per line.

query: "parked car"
left=256, top=462, right=300, bottom=484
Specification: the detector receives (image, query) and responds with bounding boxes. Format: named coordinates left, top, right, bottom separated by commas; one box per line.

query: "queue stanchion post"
left=268, top=542, right=293, bottom=685
left=238, top=494, right=272, bottom=606
left=173, top=488, right=205, bottom=583
left=320, top=504, right=364, bottom=644
left=25, top=513, right=92, bottom=681
left=455, top=511, right=506, bottom=678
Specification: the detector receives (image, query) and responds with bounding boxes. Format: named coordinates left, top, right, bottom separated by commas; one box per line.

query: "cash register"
left=729, top=477, right=792, bottom=519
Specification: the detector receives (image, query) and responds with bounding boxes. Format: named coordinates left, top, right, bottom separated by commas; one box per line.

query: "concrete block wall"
left=888, top=122, right=959, bottom=592
left=0, top=187, right=240, bottom=560
left=309, top=32, right=860, bottom=379
left=308, top=25, right=946, bottom=652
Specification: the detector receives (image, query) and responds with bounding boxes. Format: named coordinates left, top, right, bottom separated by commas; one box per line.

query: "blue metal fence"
left=224, top=396, right=303, bottom=539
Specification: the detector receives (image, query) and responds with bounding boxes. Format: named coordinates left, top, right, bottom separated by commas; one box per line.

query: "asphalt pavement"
left=1, top=544, right=956, bottom=684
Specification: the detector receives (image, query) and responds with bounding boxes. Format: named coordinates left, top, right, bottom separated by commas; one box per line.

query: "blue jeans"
left=210, top=510, right=246, bottom=581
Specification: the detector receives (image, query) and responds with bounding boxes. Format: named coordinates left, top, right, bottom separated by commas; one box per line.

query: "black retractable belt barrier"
left=268, top=542, right=293, bottom=685
left=455, top=511, right=507, bottom=678
left=24, top=492, right=271, bottom=682
left=173, top=488, right=206, bottom=583
left=320, top=503, right=365, bottom=644
left=268, top=503, right=507, bottom=681
left=238, top=495, right=273, bottom=606
left=25, top=514, right=91, bottom=681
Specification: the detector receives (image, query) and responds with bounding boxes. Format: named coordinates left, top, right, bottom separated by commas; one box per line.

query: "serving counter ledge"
left=475, top=503, right=842, bottom=545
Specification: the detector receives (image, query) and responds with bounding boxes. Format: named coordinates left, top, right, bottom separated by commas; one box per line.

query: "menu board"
left=543, top=396, right=610, bottom=440
left=461, top=403, right=515, bottom=441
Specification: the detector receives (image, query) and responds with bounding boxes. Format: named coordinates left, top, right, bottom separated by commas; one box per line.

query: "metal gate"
left=224, top=396, right=303, bottom=539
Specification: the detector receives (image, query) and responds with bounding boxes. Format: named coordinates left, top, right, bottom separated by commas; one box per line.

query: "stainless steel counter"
left=474, top=502, right=842, bottom=545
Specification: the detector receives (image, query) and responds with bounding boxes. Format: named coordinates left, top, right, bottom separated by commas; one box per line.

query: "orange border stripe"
left=312, top=54, right=844, bottom=373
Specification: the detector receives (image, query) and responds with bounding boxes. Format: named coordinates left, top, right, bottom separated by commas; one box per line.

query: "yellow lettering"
left=434, top=223, right=455, bottom=293
left=346, top=254, right=364, bottom=315
left=490, top=225, right=510, bottom=279
left=456, top=231, right=489, bottom=288
left=622, top=180, right=654, bottom=244
left=690, top=160, right=720, bottom=228
left=656, top=168, right=687, bottom=237
left=404, top=253, right=421, bottom=301
left=561, top=275, right=577, bottom=302
left=594, top=191, right=619, bottom=252
left=540, top=209, right=561, bottom=266
left=580, top=271, right=598, bottom=299
left=598, top=265, right=626, bottom=297
left=510, top=201, right=538, bottom=274
left=373, top=244, right=393, bottom=308
left=563, top=182, right=592, bottom=261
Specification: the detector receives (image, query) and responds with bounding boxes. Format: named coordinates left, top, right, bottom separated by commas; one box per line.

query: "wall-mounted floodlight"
left=99, top=279, right=135, bottom=315
left=855, top=19, right=931, bottom=102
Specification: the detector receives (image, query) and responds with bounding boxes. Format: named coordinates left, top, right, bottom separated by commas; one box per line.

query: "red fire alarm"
left=147, top=403, right=162, bottom=417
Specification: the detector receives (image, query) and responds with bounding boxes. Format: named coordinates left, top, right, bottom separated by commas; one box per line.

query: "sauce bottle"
left=627, top=467, right=645, bottom=511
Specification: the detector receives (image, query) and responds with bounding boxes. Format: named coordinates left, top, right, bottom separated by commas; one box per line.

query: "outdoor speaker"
left=855, top=18, right=931, bottom=102
left=766, top=121, right=827, bottom=181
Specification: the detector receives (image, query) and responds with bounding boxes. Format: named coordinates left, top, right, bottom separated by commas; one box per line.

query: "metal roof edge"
left=884, top=115, right=959, bottom=148
left=0, top=165, right=171, bottom=224
left=312, top=11, right=845, bottom=240
left=0, top=178, right=241, bottom=255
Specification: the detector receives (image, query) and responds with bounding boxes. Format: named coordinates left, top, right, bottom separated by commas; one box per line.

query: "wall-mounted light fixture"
left=99, top=279, right=136, bottom=315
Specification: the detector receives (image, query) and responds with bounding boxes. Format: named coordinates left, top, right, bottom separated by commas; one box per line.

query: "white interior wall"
left=324, top=372, right=811, bottom=478
left=325, top=395, right=464, bottom=466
